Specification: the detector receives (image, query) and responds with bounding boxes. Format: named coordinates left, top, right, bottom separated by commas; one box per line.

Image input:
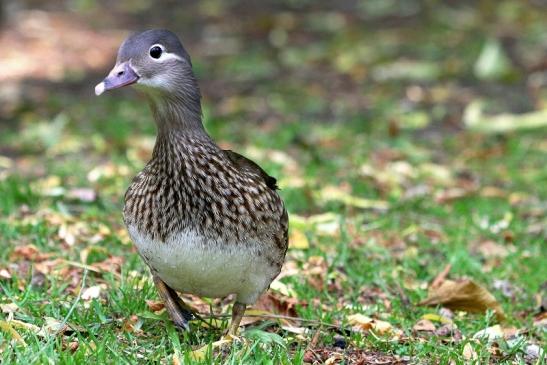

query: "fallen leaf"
left=464, top=101, right=547, bottom=133
left=347, top=314, right=393, bottom=335
left=0, top=320, right=26, bottom=346
left=434, top=323, right=461, bottom=340
left=146, top=300, right=165, bottom=312
left=10, top=245, right=52, bottom=262
left=253, top=291, right=299, bottom=319
left=525, top=344, right=544, bottom=362
left=289, top=228, right=309, bottom=249
left=270, top=279, right=297, bottom=298
left=318, top=185, right=389, bottom=210
left=419, top=279, right=505, bottom=320
left=413, top=319, right=436, bottom=332
left=302, top=256, right=328, bottom=291
left=7, top=319, right=41, bottom=334
left=0, top=268, right=12, bottom=279
left=66, top=341, right=79, bottom=352
left=0, top=303, right=19, bottom=314
left=66, top=188, right=97, bottom=202
left=421, top=313, right=453, bottom=324
left=463, top=342, right=478, bottom=361
left=81, top=285, right=102, bottom=301
left=473, top=324, right=503, bottom=342
left=474, top=240, right=509, bottom=258
left=122, top=315, right=143, bottom=334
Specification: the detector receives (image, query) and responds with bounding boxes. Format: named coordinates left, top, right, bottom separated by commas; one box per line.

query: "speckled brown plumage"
left=123, top=129, right=288, bottom=254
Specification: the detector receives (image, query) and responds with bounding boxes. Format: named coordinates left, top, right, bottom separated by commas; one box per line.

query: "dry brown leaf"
left=434, top=323, right=461, bottom=339
left=10, top=245, right=52, bottom=262
left=419, top=279, right=505, bottom=320
left=122, top=315, right=143, bottom=334
left=146, top=300, right=165, bottom=312
left=252, top=291, right=300, bottom=319
left=475, top=240, right=509, bottom=258
left=412, top=319, right=436, bottom=332
left=91, top=256, right=124, bottom=274
left=303, top=256, right=328, bottom=291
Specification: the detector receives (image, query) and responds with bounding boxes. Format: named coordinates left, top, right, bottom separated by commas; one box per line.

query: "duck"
left=94, top=29, right=288, bottom=336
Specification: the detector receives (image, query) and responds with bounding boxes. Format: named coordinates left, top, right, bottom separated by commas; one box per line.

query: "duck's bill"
left=95, top=62, right=139, bottom=96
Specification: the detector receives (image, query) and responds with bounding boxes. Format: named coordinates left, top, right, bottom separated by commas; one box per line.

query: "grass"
left=1, top=1, right=547, bottom=363
left=1, top=95, right=545, bottom=363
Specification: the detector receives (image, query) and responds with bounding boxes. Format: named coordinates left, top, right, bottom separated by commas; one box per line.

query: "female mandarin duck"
left=95, top=29, right=288, bottom=336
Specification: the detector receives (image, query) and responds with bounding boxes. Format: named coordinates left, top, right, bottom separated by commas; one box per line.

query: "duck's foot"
left=153, top=275, right=193, bottom=331
left=189, top=302, right=249, bottom=360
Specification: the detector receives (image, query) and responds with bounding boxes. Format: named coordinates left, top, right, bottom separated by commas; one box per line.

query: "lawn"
left=1, top=1, right=546, bottom=364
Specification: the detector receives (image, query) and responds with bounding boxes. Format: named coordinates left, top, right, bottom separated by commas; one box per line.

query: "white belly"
left=127, top=225, right=277, bottom=304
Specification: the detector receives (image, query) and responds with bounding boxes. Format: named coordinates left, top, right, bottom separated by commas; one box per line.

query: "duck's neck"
left=149, top=93, right=206, bottom=135
left=145, top=87, right=215, bottom=161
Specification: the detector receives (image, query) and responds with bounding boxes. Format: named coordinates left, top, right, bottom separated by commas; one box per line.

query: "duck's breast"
left=127, top=224, right=279, bottom=304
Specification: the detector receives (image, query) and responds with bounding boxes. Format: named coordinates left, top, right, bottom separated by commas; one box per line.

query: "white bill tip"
left=95, top=82, right=105, bottom=96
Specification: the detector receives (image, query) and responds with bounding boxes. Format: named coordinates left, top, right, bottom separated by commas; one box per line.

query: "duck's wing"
left=223, top=150, right=279, bottom=190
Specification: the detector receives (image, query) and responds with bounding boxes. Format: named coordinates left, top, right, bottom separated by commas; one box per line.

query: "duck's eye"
left=149, top=46, right=163, bottom=59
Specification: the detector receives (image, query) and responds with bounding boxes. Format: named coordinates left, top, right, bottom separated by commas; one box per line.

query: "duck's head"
left=95, top=29, right=196, bottom=98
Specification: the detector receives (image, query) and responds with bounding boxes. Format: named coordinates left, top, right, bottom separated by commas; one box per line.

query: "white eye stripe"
left=157, top=52, right=185, bottom=62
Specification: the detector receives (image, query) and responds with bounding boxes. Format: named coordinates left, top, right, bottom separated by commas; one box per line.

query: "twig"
left=431, top=264, right=451, bottom=289
left=199, top=313, right=351, bottom=333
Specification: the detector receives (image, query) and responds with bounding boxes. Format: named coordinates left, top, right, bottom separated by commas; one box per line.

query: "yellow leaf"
left=190, top=337, right=231, bottom=361
left=347, top=314, right=393, bottom=335
left=0, top=320, right=26, bottom=346
left=289, top=229, right=309, bottom=249
left=419, top=279, right=505, bottom=320
left=8, top=319, right=40, bottom=334
left=421, top=313, right=453, bottom=324
left=318, top=186, right=389, bottom=210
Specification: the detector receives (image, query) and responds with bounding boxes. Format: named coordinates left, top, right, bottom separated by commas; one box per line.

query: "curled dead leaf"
left=419, top=279, right=505, bottom=320
left=10, top=245, right=52, bottom=262
left=347, top=314, right=393, bottom=335
left=146, top=300, right=165, bottom=312
left=412, top=319, right=436, bottom=332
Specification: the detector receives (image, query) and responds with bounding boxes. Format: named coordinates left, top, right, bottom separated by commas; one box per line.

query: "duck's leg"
left=153, top=275, right=193, bottom=331
left=228, top=302, right=247, bottom=336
